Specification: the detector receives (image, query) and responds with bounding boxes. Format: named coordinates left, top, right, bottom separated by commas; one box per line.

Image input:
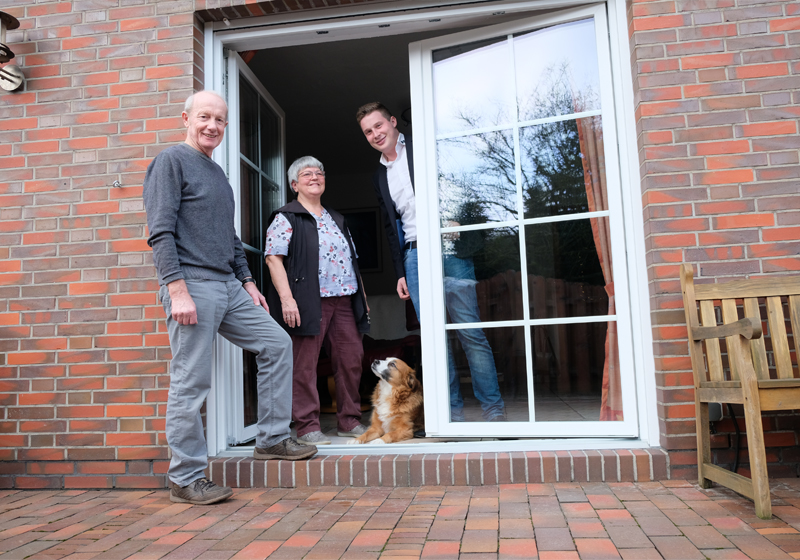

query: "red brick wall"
left=0, top=1, right=202, bottom=489
left=629, top=0, right=800, bottom=478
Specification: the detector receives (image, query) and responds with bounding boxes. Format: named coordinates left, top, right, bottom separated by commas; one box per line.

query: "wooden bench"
left=680, top=263, right=800, bottom=518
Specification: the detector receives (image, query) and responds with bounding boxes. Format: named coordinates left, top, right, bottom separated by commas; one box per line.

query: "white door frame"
left=204, top=49, right=287, bottom=451
left=202, top=0, right=659, bottom=458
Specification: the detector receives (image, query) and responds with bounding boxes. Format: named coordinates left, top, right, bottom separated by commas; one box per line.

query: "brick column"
left=629, top=0, right=800, bottom=478
left=1, top=1, right=201, bottom=489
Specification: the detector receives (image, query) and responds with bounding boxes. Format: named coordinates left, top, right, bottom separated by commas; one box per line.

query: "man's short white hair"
left=184, top=90, right=227, bottom=116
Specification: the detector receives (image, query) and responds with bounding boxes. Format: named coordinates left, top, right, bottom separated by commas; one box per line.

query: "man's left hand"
left=244, top=282, right=269, bottom=312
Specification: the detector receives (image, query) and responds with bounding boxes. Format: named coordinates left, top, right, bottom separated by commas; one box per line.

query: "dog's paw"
left=345, top=439, right=362, bottom=445
left=368, top=438, right=386, bottom=445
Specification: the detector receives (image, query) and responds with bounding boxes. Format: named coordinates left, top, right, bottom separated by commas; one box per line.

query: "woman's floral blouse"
left=265, top=210, right=358, bottom=297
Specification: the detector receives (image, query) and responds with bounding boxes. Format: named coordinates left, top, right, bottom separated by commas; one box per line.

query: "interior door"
left=409, top=5, right=638, bottom=437
left=225, top=51, right=286, bottom=445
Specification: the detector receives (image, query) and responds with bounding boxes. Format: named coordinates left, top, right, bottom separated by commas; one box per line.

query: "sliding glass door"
left=410, top=5, right=638, bottom=437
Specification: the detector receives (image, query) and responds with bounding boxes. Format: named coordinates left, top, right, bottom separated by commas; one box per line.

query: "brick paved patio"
left=3, top=479, right=800, bottom=559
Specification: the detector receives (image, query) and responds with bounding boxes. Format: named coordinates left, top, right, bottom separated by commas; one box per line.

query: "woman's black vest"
left=265, top=200, right=370, bottom=336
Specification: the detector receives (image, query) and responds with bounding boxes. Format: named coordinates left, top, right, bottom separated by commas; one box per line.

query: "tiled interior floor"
left=532, top=396, right=602, bottom=422
left=4, top=479, right=800, bottom=559
left=313, top=410, right=487, bottom=446
left=306, top=393, right=603, bottom=446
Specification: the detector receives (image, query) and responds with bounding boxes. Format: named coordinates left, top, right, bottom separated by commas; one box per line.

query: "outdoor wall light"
left=0, top=11, right=24, bottom=93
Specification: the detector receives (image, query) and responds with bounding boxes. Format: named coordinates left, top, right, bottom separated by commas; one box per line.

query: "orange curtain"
left=576, top=116, right=622, bottom=421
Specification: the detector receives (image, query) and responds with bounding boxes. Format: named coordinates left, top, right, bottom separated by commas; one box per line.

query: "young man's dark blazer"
left=372, top=135, right=415, bottom=282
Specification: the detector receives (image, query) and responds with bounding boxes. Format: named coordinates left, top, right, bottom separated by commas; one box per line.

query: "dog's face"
left=371, top=358, right=419, bottom=391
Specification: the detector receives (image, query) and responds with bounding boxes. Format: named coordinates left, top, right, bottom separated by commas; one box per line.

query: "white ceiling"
left=247, top=29, right=440, bottom=176
left=244, top=8, right=550, bottom=176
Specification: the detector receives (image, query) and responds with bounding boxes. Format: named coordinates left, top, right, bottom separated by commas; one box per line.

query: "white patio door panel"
left=410, top=5, right=638, bottom=437
left=219, top=51, right=286, bottom=446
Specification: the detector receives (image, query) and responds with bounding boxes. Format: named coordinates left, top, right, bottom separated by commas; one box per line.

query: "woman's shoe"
left=297, top=430, right=331, bottom=445
left=338, top=423, right=368, bottom=437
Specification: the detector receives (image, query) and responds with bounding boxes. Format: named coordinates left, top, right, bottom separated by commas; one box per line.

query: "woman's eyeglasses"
left=299, top=170, right=325, bottom=179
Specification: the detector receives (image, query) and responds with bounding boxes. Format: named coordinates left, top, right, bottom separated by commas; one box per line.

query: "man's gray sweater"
left=143, top=143, right=251, bottom=286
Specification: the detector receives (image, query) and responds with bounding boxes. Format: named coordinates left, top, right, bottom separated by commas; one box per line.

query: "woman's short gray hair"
left=287, top=156, right=325, bottom=185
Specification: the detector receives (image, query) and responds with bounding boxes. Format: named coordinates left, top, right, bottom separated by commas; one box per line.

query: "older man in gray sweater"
left=143, top=90, right=316, bottom=506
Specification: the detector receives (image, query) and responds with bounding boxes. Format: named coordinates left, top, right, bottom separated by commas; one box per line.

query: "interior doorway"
left=235, top=31, right=447, bottom=446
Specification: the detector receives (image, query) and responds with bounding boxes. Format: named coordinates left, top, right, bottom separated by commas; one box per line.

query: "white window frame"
left=202, top=0, right=659, bottom=457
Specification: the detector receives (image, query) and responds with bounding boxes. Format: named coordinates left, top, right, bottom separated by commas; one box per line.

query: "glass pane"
left=514, top=19, right=601, bottom=122
left=239, top=77, right=258, bottom=164
left=259, top=98, right=281, bottom=182
left=242, top=349, right=258, bottom=428
left=449, top=325, right=528, bottom=422
left=521, top=116, right=605, bottom=219
left=244, top=247, right=263, bottom=294
left=432, top=36, right=514, bottom=135
left=438, top=131, right=517, bottom=225
left=261, top=176, right=281, bottom=240
left=525, top=219, right=610, bottom=319
left=240, top=161, right=260, bottom=248
left=532, top=320, right=621, bottom=421
left=442, top=226, right=521, bottom=325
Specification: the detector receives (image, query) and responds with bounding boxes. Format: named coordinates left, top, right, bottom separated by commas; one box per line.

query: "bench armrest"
left=692, top=317, right=762, bottom=341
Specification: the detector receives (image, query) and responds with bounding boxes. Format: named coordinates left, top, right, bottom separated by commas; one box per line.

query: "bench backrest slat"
left=767, top=296, right=795, bottom=379
left=791, top=295, right=800, bottom=366
left=721, top=299, right=741, bottom=381
left=700, top=300, right=724, bottom=382
left=744, top=297, right=770, bottom=382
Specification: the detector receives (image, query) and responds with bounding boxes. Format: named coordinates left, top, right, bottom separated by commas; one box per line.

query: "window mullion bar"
left=438, top=210, right=611, bottom=234
left=518, top=109, right=602, bottom=129
left=260, top=170, right=276, bottom=185
left=256, top=99, right=263, bottom=250
left=444, top=314, right=618, bottom=330
left=433, top=109, right=603, bottom=142
left=521, top=210, right=609, bottom=226
left=240, top=153, right=259, bottom=173
left=505, top=32, right=536, bottom=425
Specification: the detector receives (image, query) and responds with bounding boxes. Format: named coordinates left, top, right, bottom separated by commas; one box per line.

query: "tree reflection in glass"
left=437, top=131, right=517, bottom=226
left=514, top=19, right=600, bottom=121
left=520, top=64, right=601, bottom=219
left=435, top=71, right=601, bottom=224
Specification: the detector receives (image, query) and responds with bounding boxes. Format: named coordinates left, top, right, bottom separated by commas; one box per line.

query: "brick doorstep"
left=207, top=448, right=670, bottom=489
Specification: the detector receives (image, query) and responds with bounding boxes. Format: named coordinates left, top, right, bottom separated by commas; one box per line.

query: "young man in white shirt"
left=357, top=102, right=506, bottom=422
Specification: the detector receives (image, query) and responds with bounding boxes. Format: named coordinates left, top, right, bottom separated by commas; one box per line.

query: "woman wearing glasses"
left=264, top=156, right=370, bottom=445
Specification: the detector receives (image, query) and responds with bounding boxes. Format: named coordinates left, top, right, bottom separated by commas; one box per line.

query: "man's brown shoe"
left=170, top=477, right=232, bottom=505
left=254, top=437, right=317, bottom=460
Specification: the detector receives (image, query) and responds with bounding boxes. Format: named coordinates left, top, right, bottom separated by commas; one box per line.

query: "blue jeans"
left=404, top=248, right=505, bottom=421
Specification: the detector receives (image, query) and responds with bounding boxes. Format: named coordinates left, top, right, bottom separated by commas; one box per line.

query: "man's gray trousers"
left=160, top=278, right=293, bottom=487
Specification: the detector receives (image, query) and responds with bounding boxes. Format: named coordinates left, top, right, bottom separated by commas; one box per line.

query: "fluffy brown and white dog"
left=346, top=358, right=424, bottom=445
